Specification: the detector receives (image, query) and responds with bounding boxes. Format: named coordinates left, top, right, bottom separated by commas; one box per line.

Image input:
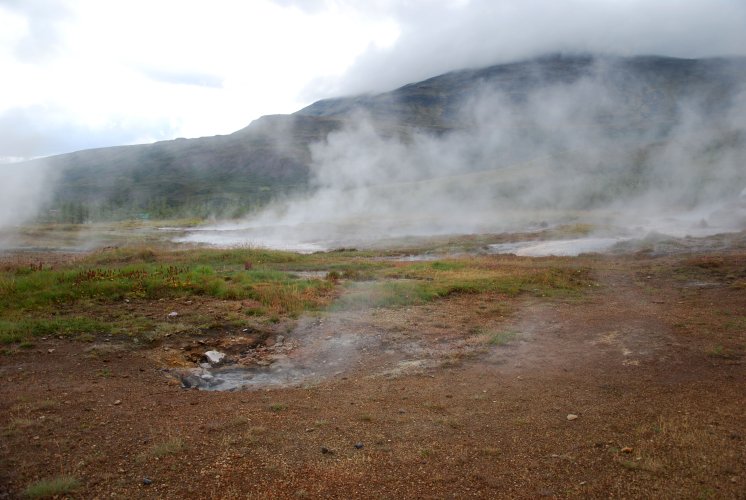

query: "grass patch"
left=486, top=331, right=518, bottom=346
left=22, top=476, right=79, bottom=498
left=1, top=247, right=592, bottom=347
left=4, top=418, right=36, bottom=436
left=0, top=317, right=112, bottom=345
left=0, top=247, right=342, bottom=344
left=333, top=257, right=591, bottom=310
left=150, top=438, right=185, bottom=457
left=706, top=345, right=739, bottom=359
left=0, top=254, right=332, bottom=312
left=269, top=403, right=287, bottom=412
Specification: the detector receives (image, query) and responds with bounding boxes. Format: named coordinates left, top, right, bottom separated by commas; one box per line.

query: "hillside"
left=19, top=54, right=746, bottom=222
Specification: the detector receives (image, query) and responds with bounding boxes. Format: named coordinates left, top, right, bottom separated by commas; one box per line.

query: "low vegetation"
left=0, top=244, right=593, bottom=346
left=22, top=476, right=80, bottom=498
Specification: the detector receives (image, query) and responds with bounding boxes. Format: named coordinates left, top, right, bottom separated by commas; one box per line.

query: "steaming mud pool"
left=174, top=316, right=377, bottom=391
left=168, top=283, right=506, bottom=391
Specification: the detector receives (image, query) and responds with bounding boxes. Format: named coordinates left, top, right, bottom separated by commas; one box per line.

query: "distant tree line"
left=38, top=183, right=306, bottom=223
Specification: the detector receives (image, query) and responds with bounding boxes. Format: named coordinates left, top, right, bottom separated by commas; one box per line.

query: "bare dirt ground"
left=1, top=250, right=745, bottom=499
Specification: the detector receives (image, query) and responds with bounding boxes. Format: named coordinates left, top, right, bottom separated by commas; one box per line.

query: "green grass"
left=0, top=246, right=340, bottom=344
left=332, top=258, right=591, bottom=310
left=0, top=245, right=592, bottom=346
left=0, top=248, right=328, bottom=312
left=22, top=476, right=80, bottom=498
left=0, top=317, right=111, bottom=344
left=486, top=331, right=518, bottom=345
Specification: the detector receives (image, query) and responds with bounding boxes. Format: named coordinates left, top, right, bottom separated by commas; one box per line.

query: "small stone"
left=168, top=311, right=178, bottom=318
left=142, top=477, right=153, bottom=486
left=305, top=428, right=314, bottom=432
left=113, top=400, right=121, bottom=405
left=203, top=350, right=226, bottom=365
left=321, top=447, right=333, bottom=454
left=621, top=446, right=633, bottom=453
left=354, top=442, right=364, bottom=449
left=47, top=349, right=55, bottom=353
left=566, top=414, right=578, bottom=421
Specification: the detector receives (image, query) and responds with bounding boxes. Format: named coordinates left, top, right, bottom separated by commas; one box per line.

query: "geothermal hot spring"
left=169, top=197, right=746, bottom=391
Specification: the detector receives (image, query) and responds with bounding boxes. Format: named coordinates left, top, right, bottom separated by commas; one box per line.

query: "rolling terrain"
left=1, top=53, right=745, bottom=498
left=17, top=54, right=746, bottom=222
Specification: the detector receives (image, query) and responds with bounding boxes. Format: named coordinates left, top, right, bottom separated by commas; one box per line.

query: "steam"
left=183, top=58, right=746, bottom=250
left=0, top=160, right=56, bottom=230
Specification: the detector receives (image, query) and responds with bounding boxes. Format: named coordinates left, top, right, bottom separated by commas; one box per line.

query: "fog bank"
left=181, top=58, right=746, bottom=250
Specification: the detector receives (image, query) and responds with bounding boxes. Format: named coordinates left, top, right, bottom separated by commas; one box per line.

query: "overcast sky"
left=1, top=0, right=745, bottom=162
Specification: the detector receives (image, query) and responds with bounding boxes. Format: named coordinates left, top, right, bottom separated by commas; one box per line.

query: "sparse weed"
left=22, top=476, right=80, bottom=498
left=486, top=331, right=518, bottom=346
left=150, top=437, right=185, bottom=457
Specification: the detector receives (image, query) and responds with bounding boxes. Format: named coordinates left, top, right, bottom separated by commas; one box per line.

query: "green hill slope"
left=17, top=54, right=746, bottom=222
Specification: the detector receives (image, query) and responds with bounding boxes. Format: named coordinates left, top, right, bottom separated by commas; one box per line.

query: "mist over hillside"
left=188, top=54, right=746, bottom=248
left=4, top=54, right=746, bottom=247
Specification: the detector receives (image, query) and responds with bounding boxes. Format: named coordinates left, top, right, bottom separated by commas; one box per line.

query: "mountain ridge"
left=14, top=53, right=746, bottom=222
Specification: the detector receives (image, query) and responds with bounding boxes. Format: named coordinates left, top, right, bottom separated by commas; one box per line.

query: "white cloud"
left=329, top=0, right=746, bottom=96
left=0, top=0, right=400, bottom=158
left=1, top=0, right=745, bottom=160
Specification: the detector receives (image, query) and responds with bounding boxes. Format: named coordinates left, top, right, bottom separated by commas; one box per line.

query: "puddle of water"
left=174, top=228, right=326, bottom=253
left=289, top=270, right=328, bottom=279
left=374, top=253, right=444, bottom=262
left=489, top=238, right=625, bottom=257
left=177, top=317, right=378, bottom=391
left=391, top=254, right=442, bottom=262
left=684, top=281, right=721, bottom=288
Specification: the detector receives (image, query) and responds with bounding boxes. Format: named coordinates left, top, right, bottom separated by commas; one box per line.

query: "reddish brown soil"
left=1, top=252, right=745, bottom=499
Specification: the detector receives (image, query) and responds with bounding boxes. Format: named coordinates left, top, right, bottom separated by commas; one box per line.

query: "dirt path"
left=1, top=254, right=744, bottom=498
left=492, top=261, right=675, bottom=375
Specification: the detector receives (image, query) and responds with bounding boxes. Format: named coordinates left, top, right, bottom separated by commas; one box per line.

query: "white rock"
left=168, top=311, right=179, bottom=318
left=204, top=350, right=226, bottom=365
left=566, top=414, right=579, bottom=421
